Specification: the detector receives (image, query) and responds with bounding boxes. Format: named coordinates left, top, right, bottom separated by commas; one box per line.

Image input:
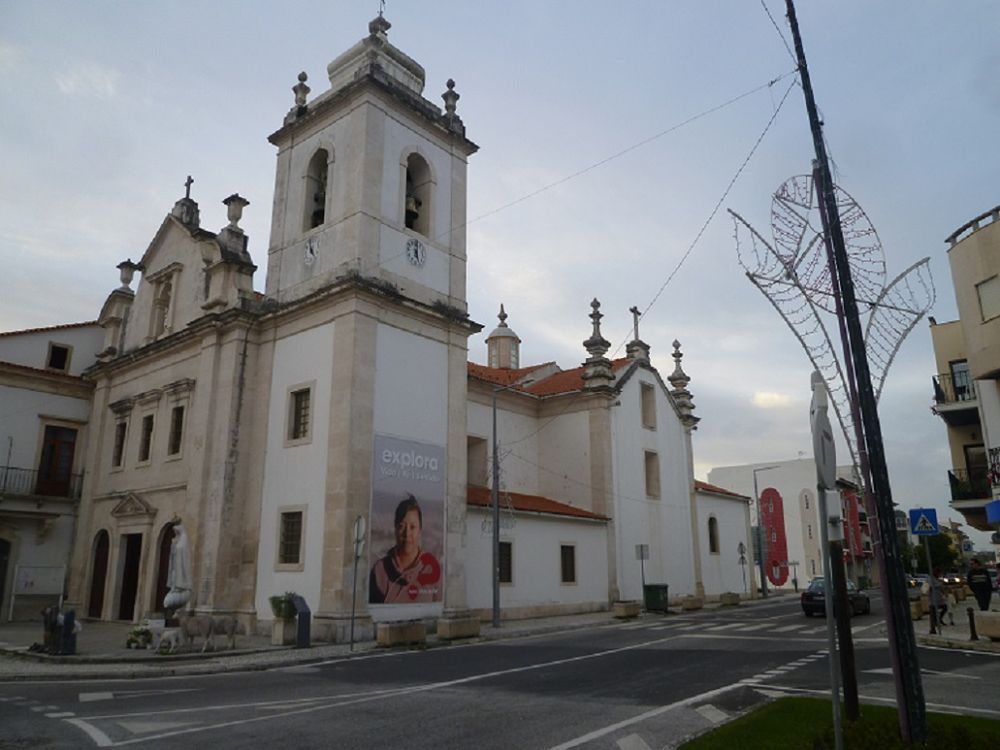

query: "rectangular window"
left=112, top=421, right=127, bottom=467
left=976, top=274, right=1000, bottom=321
left=46, top=343, right=71, bottom=371
left=288, top=387, right=312, bottom=442
left=644, top=451, right=660, bottom=498
left=167, top=405, right=185, bottom=456
left=949, top=360, right=973, bottom=401
left=640, top=382, right=656, bottom=429
left=138, top=414, right=154, bottom=462
left=279, top=511, right=304, bottom=565
left=467, top=436, right=488, bottom=486
left=560, top=544, right=576, bottom=584
left=499, top=541, right=513, bottom=584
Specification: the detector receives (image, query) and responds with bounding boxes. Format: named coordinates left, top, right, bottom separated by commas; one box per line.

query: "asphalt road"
left=2, top=594, right=998, bottom=749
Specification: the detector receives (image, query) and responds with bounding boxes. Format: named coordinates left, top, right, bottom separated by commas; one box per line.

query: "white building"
left=0, top=16, right=742, bottom=635
left=0, top=322, right=103, bottom=620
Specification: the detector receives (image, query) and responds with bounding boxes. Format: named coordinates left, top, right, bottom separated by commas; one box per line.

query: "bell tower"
left=264, top=15, right=478, bottom=313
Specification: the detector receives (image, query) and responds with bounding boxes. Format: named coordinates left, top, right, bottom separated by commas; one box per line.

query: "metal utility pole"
left=753, top=465, right=779, bottom=598
left=785, top=0, right=926, bottom=741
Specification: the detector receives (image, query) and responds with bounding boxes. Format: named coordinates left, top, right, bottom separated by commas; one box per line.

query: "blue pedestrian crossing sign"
left=909, top=508, right=939, bottom=536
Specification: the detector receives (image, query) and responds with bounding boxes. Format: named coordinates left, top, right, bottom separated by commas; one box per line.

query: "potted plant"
left=269, top=592, right=298, bottom=645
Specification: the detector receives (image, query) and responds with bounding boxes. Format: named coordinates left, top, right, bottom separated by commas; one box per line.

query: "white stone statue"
left=163, top=520, right=192, bottom=612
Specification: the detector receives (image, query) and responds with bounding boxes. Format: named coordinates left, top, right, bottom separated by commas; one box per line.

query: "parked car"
left=907, top=574, right=928, bottom=601
left=801, top=577, right=871, bottom=617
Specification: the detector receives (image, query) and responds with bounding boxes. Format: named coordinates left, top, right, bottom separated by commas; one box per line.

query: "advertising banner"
left=368, top=434, right=445, bottom=622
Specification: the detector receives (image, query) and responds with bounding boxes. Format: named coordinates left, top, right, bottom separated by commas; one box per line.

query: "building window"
left=708, top=517, right=719, bottom=554
left=138, top=414, right=154, bottom=462
left=46, top=343, right=71, bottom=372
left=403, top=152, right=432, bottom=236
left=560, top=544, right=576, bottom=584
left=640, top=382, right=656, bottom=429
left=499, top=540, right=513, bottom=584
left=167, top=405, right=185, bottom=456
left=949, top=360, right=972, bottom=401
left=286, top=385, right=313, bottom=444
left=644, top=451, right=660, bottom=498
left=304, top=149, right=330, bottom=230
left=278, top=510, right=304, bottom=567
left=467, top=436, right=488, bottom=487
left=976, top=274, right=1000, bottom=322
left=112, top=421, right=128, bottom=467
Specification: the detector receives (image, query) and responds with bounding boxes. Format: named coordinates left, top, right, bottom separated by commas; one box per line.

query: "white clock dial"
left=406, top=237, right=426, bottom=267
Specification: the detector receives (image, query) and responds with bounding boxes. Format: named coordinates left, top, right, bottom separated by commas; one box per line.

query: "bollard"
left=59, top=609, right=77, bottom=656
left=291, top=595, right=311, bottom=649
left=967, top=606, right=978, bottom=641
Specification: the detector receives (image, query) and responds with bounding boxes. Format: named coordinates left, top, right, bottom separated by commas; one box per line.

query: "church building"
left=33, top=16, right=733, bottom=637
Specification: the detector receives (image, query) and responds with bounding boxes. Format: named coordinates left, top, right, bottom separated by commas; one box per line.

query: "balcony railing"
left=0, top=466, right=83, bottom=501
left=933, top=373, right=976, bottom=405
left=948, top=468, right=991, bottom=502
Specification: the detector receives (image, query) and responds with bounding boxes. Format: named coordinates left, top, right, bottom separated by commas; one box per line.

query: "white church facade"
left=0, top=17, right=749, bottom=632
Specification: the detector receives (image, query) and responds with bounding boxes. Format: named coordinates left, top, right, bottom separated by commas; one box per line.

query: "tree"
left=911, top=535, right=958, bottom=573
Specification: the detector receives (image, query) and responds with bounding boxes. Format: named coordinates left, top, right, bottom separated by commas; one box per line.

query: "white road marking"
left=46, top=712, right=75, bottom=718
left=864, top=667, right=982, bottom=680
left=734, top=623, right=771, bottom=632
left=117, top=719, right=198, bottom=733
left=79, top=693, right=115, bottom=703
left=706, top=623, right=743, bottom=632
left=758, top=684, right=1000, bottom=718
left=545, top=682, right=743, bottom=750
left=615, top=734, right=653, bottom=750
left=31, top=705, right=58, bottom=712
left=773, top=625, right=804, bottom=632
left=64, top=717, right=113, bottom=747
left=695, top=704, right=729, bottom=724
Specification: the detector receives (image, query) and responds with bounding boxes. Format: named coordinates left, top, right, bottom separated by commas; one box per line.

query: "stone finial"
left=117, top=259, right=141, bottom=290
left=581, top=298, right=614, bottom=390
left=497, top=304, right=508, bottom=327
left=171, top=177, right=200, bottom=229
left=369, top=14, right=391, bottom=37
left=668, top=340, right=699, bottom=429
left=443, top=79, right=460, bottom=116
left=223, top=193, right=250, bottom=231
left=293, top=71, right=310, bottom=109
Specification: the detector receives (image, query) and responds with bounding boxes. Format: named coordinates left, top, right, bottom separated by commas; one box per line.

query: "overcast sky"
left=2, top=2, right=998, bottom=547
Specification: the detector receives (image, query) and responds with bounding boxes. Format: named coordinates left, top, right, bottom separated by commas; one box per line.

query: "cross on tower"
left=629, top=306, right=641, bottom=341
left=184, top=175, right=193, bottom=199
left=378, top=0, right=386, bottom=17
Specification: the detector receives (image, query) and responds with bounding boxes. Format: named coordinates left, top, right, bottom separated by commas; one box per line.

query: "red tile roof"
left=467, top=485, right=607, bottom=521
left=0, top=321, right=98, bottom=338
left=522, top=358, right=631, bottom=396
left=467, top=361, right=554, bottom=387
left=695, top=480, right=750, bottom=500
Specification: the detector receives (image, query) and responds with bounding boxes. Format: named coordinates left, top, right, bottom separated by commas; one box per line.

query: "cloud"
left=0, top=44, right=19, bottom=73
left=752, top=391, right=794, bottom=409
left=54, top=63, right=121, bottom=99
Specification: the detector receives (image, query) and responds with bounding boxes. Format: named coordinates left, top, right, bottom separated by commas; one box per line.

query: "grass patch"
left=679, top=697, right=1000, bottom=749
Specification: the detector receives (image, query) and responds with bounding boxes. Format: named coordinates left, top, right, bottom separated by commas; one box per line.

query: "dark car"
left=801, top=577, right=871, bottom=617
left=941, top=571, right=962, bottom=586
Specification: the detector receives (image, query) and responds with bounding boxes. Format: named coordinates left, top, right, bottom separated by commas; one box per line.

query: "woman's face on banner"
left=395, top=509, right=422, bottom=557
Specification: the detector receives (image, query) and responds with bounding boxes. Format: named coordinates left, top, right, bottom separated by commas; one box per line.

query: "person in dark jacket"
left=966, top=559, right=993, bottom=611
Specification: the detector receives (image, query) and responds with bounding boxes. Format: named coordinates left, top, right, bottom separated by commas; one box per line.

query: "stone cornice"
left=0, top=361, right=93, bottom=399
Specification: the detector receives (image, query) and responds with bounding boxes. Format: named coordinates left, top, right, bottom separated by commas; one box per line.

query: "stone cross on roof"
left=184, top=175, right=193, bottom=199
left=629, top=306, right=641, bottom=342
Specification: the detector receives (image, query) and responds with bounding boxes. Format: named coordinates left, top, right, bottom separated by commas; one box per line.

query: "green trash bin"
left=643, top=583, right=670, bottom=612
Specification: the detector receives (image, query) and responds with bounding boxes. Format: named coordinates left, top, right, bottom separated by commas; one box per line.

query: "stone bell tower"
left=255, top=16, right=480, bottom=639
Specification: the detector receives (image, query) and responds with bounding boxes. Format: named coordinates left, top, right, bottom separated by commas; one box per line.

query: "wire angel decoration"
left=730, top=174, right=935, bottom=470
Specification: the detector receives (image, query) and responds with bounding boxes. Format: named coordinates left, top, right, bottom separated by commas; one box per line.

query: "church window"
left=644, top=451, right=660, bottom=498
left=286, top=384, right=314, bottom=445
left=167, top=405, right=185, bottom=456
left=112, top=421, right=128, bottom=468
left=403, top=152, right=432, bottom=237
left=304, top=149, right=330, bottom=231
left=708, top=516, right=719, bottom=554
left=640, top=383, right=656, bottom=429
left=278, top=509, right=305, bottom=567
left=46, top=343, right=71, bottom=371
left=138, top=414, right=154, bottom=463
left=499, top=541, right=513, bottom=584
left=560, top=544, right=577, bottom=584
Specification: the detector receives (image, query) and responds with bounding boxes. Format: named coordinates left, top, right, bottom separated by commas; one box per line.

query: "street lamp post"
left=753, top=465, right=780, bottom=598
left=490, top=384, right=519, bottom=629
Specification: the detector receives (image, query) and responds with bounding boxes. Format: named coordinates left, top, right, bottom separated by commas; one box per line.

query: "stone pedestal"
left=376, top=621, right=426, bottom=647
left=612, top=601, right=641, bottom=619
left=680, top=596, right=704, bottom=611
left=909, top=600, right=923, bottom=620
left=719, top=592, right=741, bottom=606
left=975, top=611, right=1000, bottom=641
left=272, top=618, right=296, bottom=646
left=437, top=616, right=480, bottom=640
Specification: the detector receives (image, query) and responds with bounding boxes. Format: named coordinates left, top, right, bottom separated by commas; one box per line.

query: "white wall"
left=468, top=398, right=541, bottom=495
left=612, top=371, right=696, bottom=600
left=696, top=491, right=751, bottom=597
left=0, top=325, right=102, bottom=376
left=0, top=386, right=91, bottom=468
left=373, top=323, right=447, bottom=443
left=465, top=508, right=608, bottom=611
left=255, top=321, right=334, bottom=615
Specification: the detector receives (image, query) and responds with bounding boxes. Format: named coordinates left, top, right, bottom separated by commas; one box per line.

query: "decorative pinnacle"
left=583, top=298, right=611, bottom=359
left=292, top=72, right=310, bottom=109
left=369, top=14, right=391, bottom=36
left=497, top=304, right=508, bottom=327
left=117, top=259, right=140, bottom=290
left=442, top=78, right=460, bottom=116
left=223, top=193, right=250, bottom=230
left=668, top=339, right=690, bottom=389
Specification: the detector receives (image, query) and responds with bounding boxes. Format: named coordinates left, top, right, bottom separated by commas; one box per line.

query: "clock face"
left=405, top=237, right=426, bottom=267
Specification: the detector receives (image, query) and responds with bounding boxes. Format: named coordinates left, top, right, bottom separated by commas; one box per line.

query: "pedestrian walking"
left=966, top=559, right=993, bottom=611
left=928, top=569, right=948, bottom=627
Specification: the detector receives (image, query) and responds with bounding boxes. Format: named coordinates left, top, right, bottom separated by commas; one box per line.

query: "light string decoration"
left=730, top=174, right=935, bottom=468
